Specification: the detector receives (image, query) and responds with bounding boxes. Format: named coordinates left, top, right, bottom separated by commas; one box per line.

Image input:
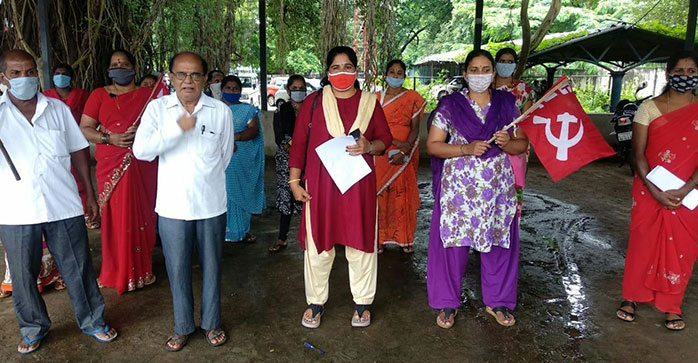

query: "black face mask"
left=108, top=68, right=136, bottom=86
left=669, top=74, right=698, bottom=93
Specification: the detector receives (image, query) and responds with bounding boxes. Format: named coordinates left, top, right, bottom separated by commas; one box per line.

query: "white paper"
left=315, top=136, right=371, bottom=194
left=646, top=166, right=698, bottom=210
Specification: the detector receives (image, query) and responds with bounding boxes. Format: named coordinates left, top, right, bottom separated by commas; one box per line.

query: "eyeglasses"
left=172, top=72, right=204, bottom=81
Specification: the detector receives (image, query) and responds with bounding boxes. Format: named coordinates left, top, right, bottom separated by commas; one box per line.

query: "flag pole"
left=487, top=77, right=569, bottom=144
left=0, top=138, right=21, bottom=181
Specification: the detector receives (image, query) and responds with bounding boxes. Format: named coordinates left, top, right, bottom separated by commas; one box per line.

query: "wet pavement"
left=1, top=158, right=696, bottom=362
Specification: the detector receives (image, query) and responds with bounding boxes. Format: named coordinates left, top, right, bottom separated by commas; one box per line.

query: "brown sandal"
left=268, top=240, right=288, bottom=252
left=436, top=308, right=457, bottom=329
left=486, top=306, right=516, bottom=327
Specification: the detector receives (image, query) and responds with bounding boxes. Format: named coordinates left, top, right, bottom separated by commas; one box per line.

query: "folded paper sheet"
left=646, top=165, right=698, bottom=210
left=315, top=136, right=371, bottom=194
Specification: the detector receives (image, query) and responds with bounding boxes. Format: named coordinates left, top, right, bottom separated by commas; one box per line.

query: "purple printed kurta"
left=426, top=89, right=521, bottom=310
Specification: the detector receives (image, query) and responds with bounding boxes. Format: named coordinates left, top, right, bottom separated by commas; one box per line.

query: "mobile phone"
left=349, top=129, right=361, bottom=141
left=388, top=149, right=409, bottom=163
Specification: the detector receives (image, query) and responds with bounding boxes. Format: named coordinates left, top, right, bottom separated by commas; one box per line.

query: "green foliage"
left=415, top=69, right=451, bottom=111
left=639, top=20, right=690, bottom=40
left=628, top=0, right=688, bottom=29
left=392, top=0, right=454, bottom=67
left=266, top=0, right=322, bottom=73
left=573, top=78, right=642, bottom=113
left=151, top=0, right=238, bottom=72
left=401, top=0, right=650, bottom=66
left=536, top=30, right=589, bottom=50
left=574, top=86, right=610, bottom=113
left=285, top=49, right=323, bottom=75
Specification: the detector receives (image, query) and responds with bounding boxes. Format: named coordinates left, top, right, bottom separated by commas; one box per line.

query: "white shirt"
left=0, top=92, right=88, bottom=225
left=133, top=93, right=234, bottom=220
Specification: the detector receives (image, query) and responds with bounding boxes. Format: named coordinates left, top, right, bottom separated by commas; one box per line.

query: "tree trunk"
left=515, top=0, right=561, bottom=79
left=322, top=0, right=348, bottom=59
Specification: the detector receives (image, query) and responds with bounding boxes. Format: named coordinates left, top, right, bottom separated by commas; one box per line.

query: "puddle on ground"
left=411, top=173, right=622, bottom=359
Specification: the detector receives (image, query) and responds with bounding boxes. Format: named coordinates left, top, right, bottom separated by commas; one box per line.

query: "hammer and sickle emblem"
left=532, top=112, right=584, bottom=161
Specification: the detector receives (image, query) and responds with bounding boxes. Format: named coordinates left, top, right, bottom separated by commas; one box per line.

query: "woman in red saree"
left=43, top=63, right=95, bottom=228
left=617, top=51, right=698, bottom=331
left=375, top=59, right=425, bottom=254
left=80, top=50, right=158, bottom=294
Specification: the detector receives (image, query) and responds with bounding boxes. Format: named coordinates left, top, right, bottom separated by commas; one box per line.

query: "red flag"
left=152, top=76, right=170, bottom=99
left=518, top=76, right=615, bottom=181
left=134, top=73, right=170, bottom=127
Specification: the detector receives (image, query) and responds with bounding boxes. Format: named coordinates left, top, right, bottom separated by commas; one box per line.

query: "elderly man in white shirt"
left=0, top=50, right=117, bottom=355
left=133, top=52, right=234, bottom=352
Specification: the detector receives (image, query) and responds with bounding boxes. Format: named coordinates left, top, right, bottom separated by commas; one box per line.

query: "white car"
left=430, top=76, right=464, bottom=100
left=274, top=81, right=321, bottom=108
left=238, top=73, right=261, bottom=108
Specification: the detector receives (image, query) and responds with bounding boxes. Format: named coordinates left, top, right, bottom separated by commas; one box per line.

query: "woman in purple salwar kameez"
left=425, top=50, right=529, bottom=329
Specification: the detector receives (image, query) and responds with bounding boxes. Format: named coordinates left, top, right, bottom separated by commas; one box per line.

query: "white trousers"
left=303, top=202, right=377, bottom=305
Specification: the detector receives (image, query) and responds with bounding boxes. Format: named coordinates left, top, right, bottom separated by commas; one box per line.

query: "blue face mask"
left=290, top=90, right=307, bottom=103
left=385, top=76, right=405, bottom=88
left=496, top=62, right=516, bottom=78
left=222, top=92, right=242, bottom=103
left=8, top=76, right=39, bottom=100
left=53, top=74, right=72, bottom=88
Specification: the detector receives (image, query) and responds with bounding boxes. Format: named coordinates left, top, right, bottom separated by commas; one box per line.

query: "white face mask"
left=209, top=82, right=222, bottom=99
left=290, top=90, right=307, bottom=103
left=466, top=73, right=493, bottom=93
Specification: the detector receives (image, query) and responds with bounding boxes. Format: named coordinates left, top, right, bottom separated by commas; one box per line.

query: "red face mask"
left=328, top=71, right=357, bottom=91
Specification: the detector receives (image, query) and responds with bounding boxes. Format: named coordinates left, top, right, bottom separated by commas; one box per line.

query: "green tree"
left=394, top=0, right=454, bottom=56
left=285, top=49, right=323, bottom=74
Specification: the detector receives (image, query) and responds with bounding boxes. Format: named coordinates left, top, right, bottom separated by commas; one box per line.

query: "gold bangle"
left=289, top=179, right=301, bottom=184
left=459, top=144, right=466, bottom=156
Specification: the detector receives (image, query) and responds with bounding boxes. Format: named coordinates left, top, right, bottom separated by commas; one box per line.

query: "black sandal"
left=165, top=334, right=189, bottom=352
left=268, top=240, right=288, bottom=252
left=352, top=304, right=372, bottom=327
left=616, top=301, right=636, bottom=322
left=302, top=304, right=324, bottom=329
left=241, top=233, right=257, bottom=243
left=665, top=314, right=685, bottom=331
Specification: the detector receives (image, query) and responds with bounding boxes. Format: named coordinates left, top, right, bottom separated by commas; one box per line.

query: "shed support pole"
left=610, top=71, right=625, bottom=112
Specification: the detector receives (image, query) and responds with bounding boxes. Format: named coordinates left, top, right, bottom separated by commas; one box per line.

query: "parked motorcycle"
left=610, top=82, right=650, bottom=173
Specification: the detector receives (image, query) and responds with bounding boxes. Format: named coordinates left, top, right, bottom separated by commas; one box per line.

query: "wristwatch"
left=101, top=132, right=110, bottom=144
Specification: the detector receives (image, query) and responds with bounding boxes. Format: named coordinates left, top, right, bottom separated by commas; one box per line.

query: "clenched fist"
left=177, top=113, right=197, bottom=131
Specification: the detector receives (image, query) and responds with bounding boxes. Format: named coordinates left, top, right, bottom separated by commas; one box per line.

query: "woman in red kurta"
left=288, top=46, right=392, bottom=329
left=617, top=51, right=698, bottom=331
left=44, top=63, right=94, bottom=227
left=80, top=50, right=158, bottom=295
